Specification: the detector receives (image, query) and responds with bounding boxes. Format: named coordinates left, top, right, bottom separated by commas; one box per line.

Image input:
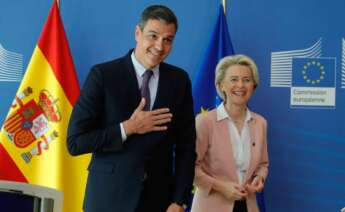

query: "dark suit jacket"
left=67, top=50, right=196, bottom=212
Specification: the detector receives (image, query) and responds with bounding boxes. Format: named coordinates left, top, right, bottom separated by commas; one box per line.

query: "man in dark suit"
left=67, top=5, right=196, bottom=212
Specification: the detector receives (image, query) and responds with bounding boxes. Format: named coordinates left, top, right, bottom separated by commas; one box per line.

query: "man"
left=67, top=5, right=196, bottom=212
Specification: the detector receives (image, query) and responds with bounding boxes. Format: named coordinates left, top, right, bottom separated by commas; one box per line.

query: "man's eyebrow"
left=165, top=35, right=175, bottom=40
left=145, top=30, right=175, bottom=40
left=146, top=30, right=158, bottom=34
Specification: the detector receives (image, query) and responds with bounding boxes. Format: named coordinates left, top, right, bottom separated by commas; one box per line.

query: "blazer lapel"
left=245, top=116, right=257, bottom=182
left=215, top=118, right=239, bottom=182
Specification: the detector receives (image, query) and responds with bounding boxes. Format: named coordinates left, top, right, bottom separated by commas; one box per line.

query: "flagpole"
left=222, top=0, right=227, bottom=15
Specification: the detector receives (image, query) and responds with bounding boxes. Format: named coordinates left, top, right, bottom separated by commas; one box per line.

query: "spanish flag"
left=0, top=1, right=90, bottom=211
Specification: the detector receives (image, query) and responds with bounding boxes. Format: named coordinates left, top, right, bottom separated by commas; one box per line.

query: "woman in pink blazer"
left=191, top=55, right=268, bottom=212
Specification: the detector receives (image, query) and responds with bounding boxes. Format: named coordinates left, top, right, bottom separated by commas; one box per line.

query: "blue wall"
left=1, top=0, right=345, bottom=211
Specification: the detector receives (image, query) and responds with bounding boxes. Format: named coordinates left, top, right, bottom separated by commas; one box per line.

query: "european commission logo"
left=0, top=42, right=23, bottom=82
left=291, top=57, right=335, bottom=107
left=270, top=38, right=344, bottom=109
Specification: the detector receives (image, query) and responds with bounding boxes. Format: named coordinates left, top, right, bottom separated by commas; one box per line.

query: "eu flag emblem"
left=292, top=57, right=335, bottom=87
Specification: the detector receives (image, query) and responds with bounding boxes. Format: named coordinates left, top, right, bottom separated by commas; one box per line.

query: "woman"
left=191, top=55, right=268, bottom=212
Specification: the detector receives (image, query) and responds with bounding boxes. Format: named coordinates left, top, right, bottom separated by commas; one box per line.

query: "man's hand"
left=166, top=203, right=184, bottom=212
left=123, top=98, right=173, bottom=136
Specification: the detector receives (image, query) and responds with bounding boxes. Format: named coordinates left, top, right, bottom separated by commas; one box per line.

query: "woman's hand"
left=214, top=180, right=248, bottom=201
left=245, top=175, right=264, bottom=193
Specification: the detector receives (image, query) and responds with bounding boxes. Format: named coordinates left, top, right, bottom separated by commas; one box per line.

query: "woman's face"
left=221, top=64, right=255, bottom=107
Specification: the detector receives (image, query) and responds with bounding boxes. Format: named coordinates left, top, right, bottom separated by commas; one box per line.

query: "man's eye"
left=163, top=38, right=173, bottom=44
left=148, top=34, right=157, bottom=39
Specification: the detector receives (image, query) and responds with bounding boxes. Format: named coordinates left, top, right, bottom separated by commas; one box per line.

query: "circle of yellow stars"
left=301, top=60, right=326, bottom=84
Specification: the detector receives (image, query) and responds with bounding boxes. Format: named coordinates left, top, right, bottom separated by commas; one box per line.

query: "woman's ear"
left=219, top=82, right=224, bottom=92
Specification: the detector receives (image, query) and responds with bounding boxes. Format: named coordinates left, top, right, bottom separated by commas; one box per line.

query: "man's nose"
left=154, top=39, right=163, bottom=51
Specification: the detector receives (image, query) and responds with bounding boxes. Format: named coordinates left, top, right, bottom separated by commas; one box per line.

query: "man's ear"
left=135, top=25, right=141, bottom=41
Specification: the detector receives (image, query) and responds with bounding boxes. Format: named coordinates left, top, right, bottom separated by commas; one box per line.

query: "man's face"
left=134, top=19, right=176, bottom=69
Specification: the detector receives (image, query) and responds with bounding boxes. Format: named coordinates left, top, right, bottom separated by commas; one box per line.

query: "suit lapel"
left=123, top=50, right=141, bottom=108
left=152, top=65, right=171, bottom=109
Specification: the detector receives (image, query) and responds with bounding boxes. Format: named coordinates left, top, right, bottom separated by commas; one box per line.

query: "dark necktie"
left=141, top=70, right=153, bottom=111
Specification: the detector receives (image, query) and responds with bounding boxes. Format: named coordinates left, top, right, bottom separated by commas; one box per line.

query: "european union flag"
left=192, top=4, right=234, bottom=114
left=190, top=4, right=267, bottom=212
left=292, top=57, right=336, bottom=87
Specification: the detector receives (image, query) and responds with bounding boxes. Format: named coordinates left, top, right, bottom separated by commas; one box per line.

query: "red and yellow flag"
left=0, top=1, right=90, bottom=211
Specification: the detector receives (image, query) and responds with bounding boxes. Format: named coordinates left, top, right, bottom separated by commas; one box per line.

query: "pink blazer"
left=191, top=108, right=269, bottom=212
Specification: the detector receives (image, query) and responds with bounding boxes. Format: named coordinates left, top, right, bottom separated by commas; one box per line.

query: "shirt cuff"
left=120, top=123, right=127, bottom=142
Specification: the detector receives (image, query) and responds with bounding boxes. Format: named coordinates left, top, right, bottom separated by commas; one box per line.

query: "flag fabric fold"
left=192, top=4, right=234, bottom=113
left=191, top=4, right=266, bottom=212
left=0, top=1, right=90, bottom=211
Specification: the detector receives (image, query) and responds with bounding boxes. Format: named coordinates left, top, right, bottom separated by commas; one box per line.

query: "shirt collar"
left=131, top=52, right=159, bottom=78
left=216, top=102, right=253, bottom=123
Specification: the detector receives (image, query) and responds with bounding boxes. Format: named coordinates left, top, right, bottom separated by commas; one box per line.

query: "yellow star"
left=200, top=107, right=209, bottom=114
left=192, top=185, right=197, bottom=194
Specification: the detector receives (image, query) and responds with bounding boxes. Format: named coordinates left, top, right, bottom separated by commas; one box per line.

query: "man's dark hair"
left=138, top=5, right=178, bottom=32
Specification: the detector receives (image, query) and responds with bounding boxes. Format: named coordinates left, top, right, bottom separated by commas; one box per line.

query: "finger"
left=240, top=189, right=248, bottom=196
left=151, top=108, right=170, bottom=115
left=233, top=184, right=245, bottom=191
left=238, top=189, right=247, bottom=197
left=152, top=126, right=168, bottom=131
left=238, top=187, right=247, bottom=195
left=245, top=184, right=255, bottom=193
left=153, top=113, right=173, bottom=121
left=254, top=180, right=263, bottom=190
left=135, top=98, right=146, bottom=113
left=235, top=189, right=247, bottom=197
left=154, top=118, right=172, bottom=125
left=248, top=182, right=262, bottom=193
left=233, top=192, right=243, bottom=200
left=256, top=184, right=264, bottom=192
left=252, top=178, right=260, bottom=187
